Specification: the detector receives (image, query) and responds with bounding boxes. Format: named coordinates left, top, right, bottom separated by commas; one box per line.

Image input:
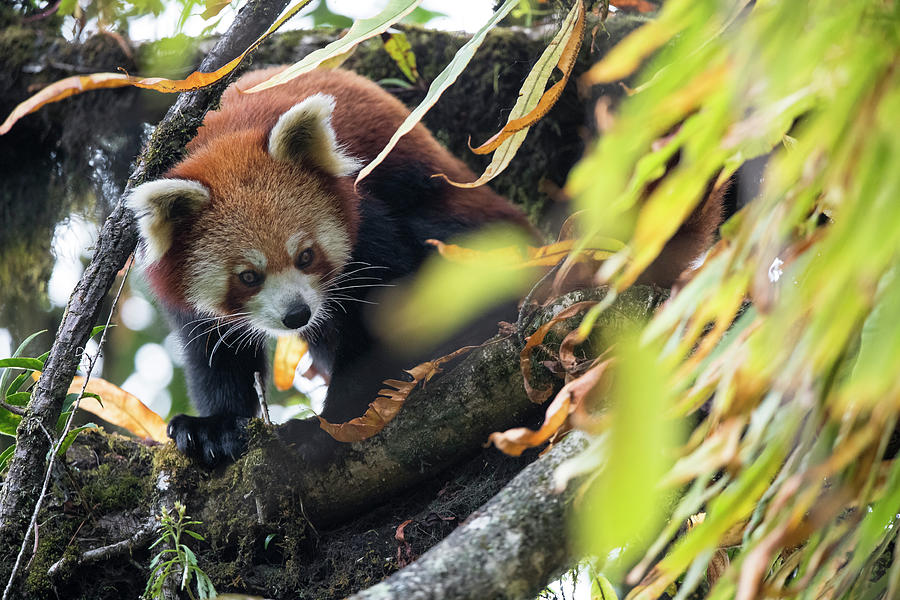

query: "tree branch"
left=0, top=0, right=291, bottom=583
left=349, top=431, right=589, bottom=600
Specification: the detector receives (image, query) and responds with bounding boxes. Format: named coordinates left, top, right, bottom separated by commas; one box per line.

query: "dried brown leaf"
left=318, top=344, right=479, bottom=442
left=489, top=360, right=610, bottom=456
left=521, top=301, right=598, bottom=403
left=70, top=376, right=168, bottom=442
left=0, top=0, right=310, bottom=135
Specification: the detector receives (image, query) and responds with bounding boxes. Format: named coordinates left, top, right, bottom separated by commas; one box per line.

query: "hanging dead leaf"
left=468, top=0, right=584, bottom=156
left=489, top=360, right=611, bottom=456
left=318, top=344, right=479, bottom=442
left=273, top=335, right=309, bottom=391
left=69, top=376, right=168, bottom=442
left=520, top=301, right=598, bottom=403
left=0, top=0, right=312, bottom=135
left=434, top=0, right=584, bottom=189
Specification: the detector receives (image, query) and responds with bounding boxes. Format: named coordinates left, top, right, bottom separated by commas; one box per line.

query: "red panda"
left=127, top=67, right=532, bottom=464
left=128, top=67, right=722, bottom=465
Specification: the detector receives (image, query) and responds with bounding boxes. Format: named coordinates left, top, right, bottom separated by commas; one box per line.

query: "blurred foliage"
left=551, top=0, right=900, bottom=598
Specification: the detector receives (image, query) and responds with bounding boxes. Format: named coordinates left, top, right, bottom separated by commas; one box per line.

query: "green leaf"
left=5, top=372, right=29, bottom=397
left=308, top=0, right=353, bottom=28
left=355, top=0, right=520, bottom=185
left=90, top=324, right=110, bottom=338
left=574, top=334, right=683, bottom=577
left=264, top=533, right=277, bottom=550
left=0, top=409, right=22, bottom=438
left=402, top=6, right=446, bottom=25
left=382, top=32, right=419, bottom=82
left=0, top=444, right=15, bottom=472
left=377, top=77, right=414, bottom=89
left=0, top=358, right=44, bottom=371
left=57, top=423, right=98, bottom=457
left=4, top=392, right=31, bottom=407
left=0, top=330, right=46, bottom=393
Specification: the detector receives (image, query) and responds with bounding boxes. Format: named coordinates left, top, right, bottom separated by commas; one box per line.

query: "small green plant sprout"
left=144, top=501, right=216, bottom=600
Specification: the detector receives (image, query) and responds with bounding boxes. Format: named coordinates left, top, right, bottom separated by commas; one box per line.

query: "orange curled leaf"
left=273, top=335, right=309, bottom=391
left=70, top=376, right=168, bottom=442
left=467, top=0, right=585, bottom=156
left=318, top=344, right=479, bottom=442
left=489, top=360, right=610, bottom=456
left=0, top=0, right=312, bottom=135
left=520, top=301, right=598, bottom=403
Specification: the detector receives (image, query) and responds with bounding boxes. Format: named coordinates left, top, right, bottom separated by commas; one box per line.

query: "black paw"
left=167, top=414, right=250, bottom=466
left=276, top=417, right=344, bottom=466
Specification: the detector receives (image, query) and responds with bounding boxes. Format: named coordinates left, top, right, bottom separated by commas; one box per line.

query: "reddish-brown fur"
left=148, top=68, right=532, bottom=311
left=185, top=67, right=528, bottom=224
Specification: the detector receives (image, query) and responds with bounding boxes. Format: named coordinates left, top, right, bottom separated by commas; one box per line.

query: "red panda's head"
left=127, top=93, right=363, bottom=338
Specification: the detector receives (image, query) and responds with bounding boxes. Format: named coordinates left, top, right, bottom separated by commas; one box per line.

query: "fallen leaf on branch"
left=318, top=344, right=479, bottom=442
left=520, top=301, right=599, bottom=403
left=489, top=359, right=611, bottom=456
left=273, top=335, right=309, bottom=391
left=69, top=376, right=168, bottom=442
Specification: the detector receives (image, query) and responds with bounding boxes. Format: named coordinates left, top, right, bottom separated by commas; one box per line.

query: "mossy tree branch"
left=0, top=0, right=291, bottom=585
left=349, top=431, right=590, bottom=600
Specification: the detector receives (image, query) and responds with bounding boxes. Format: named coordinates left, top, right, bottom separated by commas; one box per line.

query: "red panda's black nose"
left=282, top=303, right=312, bottom=329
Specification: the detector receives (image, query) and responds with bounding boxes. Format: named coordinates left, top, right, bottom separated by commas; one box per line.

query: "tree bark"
left=349, top=431, right=590, bottom=600
left=0, top=0, right=291, bottom=587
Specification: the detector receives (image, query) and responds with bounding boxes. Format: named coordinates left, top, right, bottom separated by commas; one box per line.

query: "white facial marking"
left=185, top=257, right=230, bottom=316
left=241, top=249, right=268, bottom=272
left=246, top=269, right=324, bottom=337
left=285, top=232, right=310, bottom=259
left=314, top=221, right=351, bottom=267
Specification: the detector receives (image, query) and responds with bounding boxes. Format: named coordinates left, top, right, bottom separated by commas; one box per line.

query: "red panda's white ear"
left=126, top=179, right=209, bottom=262
left=268, top=93, right=362, bottom=177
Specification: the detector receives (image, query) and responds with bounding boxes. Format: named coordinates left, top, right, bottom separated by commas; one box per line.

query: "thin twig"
left=47, top=517, right=158, bottom=579
left=2, top=261, right=131, bottom=600
left=0, top=401, right=25, bottom=416
left=254, top=371, right=272, bottom=426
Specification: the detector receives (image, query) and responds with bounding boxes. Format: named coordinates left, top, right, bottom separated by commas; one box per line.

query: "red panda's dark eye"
left=295, top=248, right=315, bottom=270
left=238, top=270, right=264, bottom=287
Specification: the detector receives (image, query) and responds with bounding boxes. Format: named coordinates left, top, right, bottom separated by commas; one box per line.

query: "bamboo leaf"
left=245, top=0, right=422, bottom=93
left=354, top=0, right=520, bottom=185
